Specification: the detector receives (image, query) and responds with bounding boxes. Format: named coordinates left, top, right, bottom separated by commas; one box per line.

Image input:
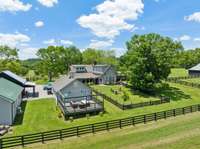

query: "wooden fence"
left=167, top=75, right=200, bottom=80
left=92, top=89, right=170, bottom=110
left=1, top=104, right=200, bottom=149
left=167, top=76, right=200, bottom=89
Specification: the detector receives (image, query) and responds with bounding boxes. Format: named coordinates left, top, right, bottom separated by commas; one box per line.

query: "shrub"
left=86, top=114, right=90, bottom=119
left=99, top=112, right=104, bottom=117
left=69, top=116, right=74, bottom=122
left=58, top=112, right=62, bottom=119
left=122, top=91, right=129, bottom=102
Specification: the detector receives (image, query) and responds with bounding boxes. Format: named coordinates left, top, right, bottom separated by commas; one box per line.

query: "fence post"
left=154, top=113, right=157, bottom=121
left=92, top=124, right=95, bottom=134
left=132, top=117, right=135, bottom=126
left=77, top=127, right=79, bottom=136
left=198, top=105, right=200, bottom=111
left=144, top=115, right=146, bottom=124
left=119, top=120, right=122, bottom=129
left=59, top=130, right=62, bottom=140
left=183, top=108, right=185, bottom=114
left=173, top=109, right=176, bottom=117
left=21, top=136, right=24, bottom=147
left=106, top=122, right=109, bottom=131
left=190, top=106, right=193, bottom=113
left=0, top=138, right=2, bottom=149
left=41, top=133, right=44, bottom=144
left=164, top=111, right=167, bottom=119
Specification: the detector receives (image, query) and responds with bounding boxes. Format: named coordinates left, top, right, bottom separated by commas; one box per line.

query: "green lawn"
left=169, top=68, right=188, bottom=77
left=7, top=82, right=200, bottom=137
left=9, top=99, right=67, bottom=136
left=91, top=84, right=159, bottom=104
left=23, top=112, right=200, bottom=149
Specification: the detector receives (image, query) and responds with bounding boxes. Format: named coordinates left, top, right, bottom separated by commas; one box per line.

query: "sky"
left=0, top=0, right=200, bottom=60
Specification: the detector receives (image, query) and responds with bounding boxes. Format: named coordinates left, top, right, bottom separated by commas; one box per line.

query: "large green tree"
left=0, top=45, right=22, bottom=74
left=122, top=33, right=183, bottom=92
left=37, top=46, right=82, bottom=81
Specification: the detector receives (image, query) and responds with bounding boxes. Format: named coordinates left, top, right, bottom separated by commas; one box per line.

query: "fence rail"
left=92, top=89, right=170, bottom=110
left=167, top=75, right=200, bottom=80
left=1, top=104, right=200, bottom=149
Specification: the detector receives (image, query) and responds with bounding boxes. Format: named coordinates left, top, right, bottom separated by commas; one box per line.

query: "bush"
left=86, top=114, right=90, bottom=119
left=58, top=112, right=62, bottom=119
left=69, top=116, right=74, bottom=122
left=99, top=112, right=104, bottom=117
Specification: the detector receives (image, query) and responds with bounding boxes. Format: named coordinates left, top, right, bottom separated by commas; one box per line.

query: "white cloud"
left=43, top=39, right=74, bottom=46
left=19, top=47, right=38, bottom=60
left=184, top=12, right=200, bottom=23
left=179, top=35, right=191, bottom=41
left=35, top=21, right=44, bottom=28
left=89, top=39, right=114, bottom=49
left=43, top=39, right=56, bottom=45
left=37, top=0, right=58, bottom=7
left=0, top=33, right=30, bottom=47
left=111, top=47, right=127, bottom=57
left=60, top=40, right=73, bottom=45
left=194, top=38, right=200, bottom=41
left=77, top=0, right=144, bottom=39
left=0, top=0, right=32, bottom=12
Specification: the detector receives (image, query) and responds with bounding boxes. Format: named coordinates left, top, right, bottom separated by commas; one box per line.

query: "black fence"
left=1, top=104, right=200, bottom=149
left=92, top=89, right=170, bottom=110
left=167, top=75, right=200, bottom=81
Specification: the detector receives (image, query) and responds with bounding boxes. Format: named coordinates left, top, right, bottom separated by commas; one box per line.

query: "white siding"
left=0, top=99, right=12, bottom=125
left=101, top=67, right=117, bottom=84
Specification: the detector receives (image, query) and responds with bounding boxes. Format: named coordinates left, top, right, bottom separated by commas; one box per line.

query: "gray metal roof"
left=189, top=63, right=200, bottom=71
left=1, top=70, right=26, bottom=84
left=52, top=75, right=76, bottom=92
left=0, top=77, right=23, bottom=103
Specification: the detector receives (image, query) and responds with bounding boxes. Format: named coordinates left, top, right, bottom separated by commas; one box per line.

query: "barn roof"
left=0, top=70, right=26, bottom=86
left=0, top=77, right=23, bottom=103
left=189, top=63, right=200, bottom=71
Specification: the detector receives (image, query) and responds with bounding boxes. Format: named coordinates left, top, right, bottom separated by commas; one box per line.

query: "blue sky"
left=0, top=0, right=200, bottom=59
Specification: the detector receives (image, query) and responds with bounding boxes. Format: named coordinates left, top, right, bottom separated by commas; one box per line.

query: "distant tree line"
left=1, top=33, right=200, bottom=92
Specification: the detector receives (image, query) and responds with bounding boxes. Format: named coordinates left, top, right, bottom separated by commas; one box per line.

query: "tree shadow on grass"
left=12, top=101, right=27, bottom=126
left=126, top=84, right=191, bottom=101
left=155, top=84, right=191, bottom=101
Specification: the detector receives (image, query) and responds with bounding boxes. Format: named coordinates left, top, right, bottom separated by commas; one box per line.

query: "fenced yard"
left=1, top=104, right=200, bottom=149
left=4, top=82, right=200, bottom=137
left=91, top=85, right=160, bottom=104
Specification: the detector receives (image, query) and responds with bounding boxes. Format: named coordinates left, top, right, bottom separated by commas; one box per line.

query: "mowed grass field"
left=20, top=112, right=200, bottom=149
left=91, top=84, right=159, bottom=104
left=7, top=82, right=200, bottom=137
left=169, top=68, right=188, bottom=77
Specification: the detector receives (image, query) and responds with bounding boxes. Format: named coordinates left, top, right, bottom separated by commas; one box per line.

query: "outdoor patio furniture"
left=81, top=100, right=90, bottom=107
left=78, top=102, right=86, bottom=109
left=70, top=101, right=78, bottom=109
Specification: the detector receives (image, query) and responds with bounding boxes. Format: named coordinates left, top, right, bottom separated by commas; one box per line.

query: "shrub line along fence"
left=1, top=104, right=200, bottom=149
left=92, top=89, right=170, bottom=110
left=167, top=75, right=200, bottom=88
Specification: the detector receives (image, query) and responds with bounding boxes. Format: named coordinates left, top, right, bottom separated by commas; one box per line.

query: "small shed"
left=0, top=78, right=23, bottom=125
left=188, top=63, right=200, bottom=76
